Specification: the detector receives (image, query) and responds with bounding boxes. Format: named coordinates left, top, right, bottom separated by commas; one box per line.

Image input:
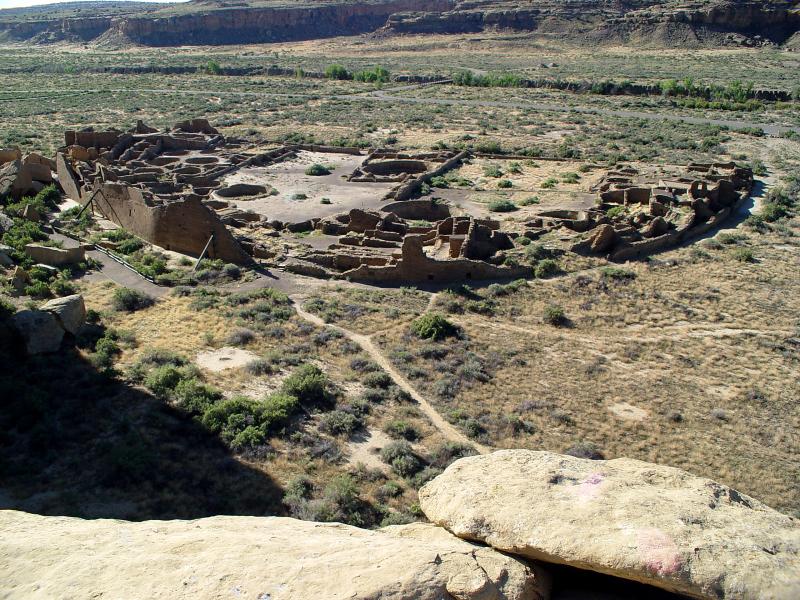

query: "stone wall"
left=90, top=182, right=250, bottom=264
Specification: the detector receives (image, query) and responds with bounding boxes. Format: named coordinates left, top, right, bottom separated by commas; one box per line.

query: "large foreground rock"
left=419, top=450, right=800, bottom=600
left=40, top=294, right=85, bottom=335
left=0, top=511, right=543, bottom=600
left=10, top=310, right=64, bottom=354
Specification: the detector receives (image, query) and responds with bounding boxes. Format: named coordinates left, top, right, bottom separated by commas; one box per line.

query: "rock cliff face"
left=0, top=0, right=796, bottom=47
left=112, top=0, right=454, bottom=45
left=379, top=0, right=800, bottom=46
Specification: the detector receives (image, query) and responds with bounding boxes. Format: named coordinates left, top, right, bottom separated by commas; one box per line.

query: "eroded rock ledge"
left=0, top=513, right=545, bottom=600
left=419, top=450, right=800, bottom=600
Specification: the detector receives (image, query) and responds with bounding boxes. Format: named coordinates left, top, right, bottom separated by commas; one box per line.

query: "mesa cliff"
left=0, top=0, right=797, bottom=47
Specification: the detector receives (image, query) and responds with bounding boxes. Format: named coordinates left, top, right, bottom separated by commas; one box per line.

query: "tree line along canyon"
left=0, top=1, right=799, bottom=599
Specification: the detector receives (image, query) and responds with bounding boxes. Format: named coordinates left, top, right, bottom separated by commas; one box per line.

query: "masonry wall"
left=91, top=182, right=250, bottom=264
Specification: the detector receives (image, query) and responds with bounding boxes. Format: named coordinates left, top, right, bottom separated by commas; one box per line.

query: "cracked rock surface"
left=419, top=450, right=800, bottom=600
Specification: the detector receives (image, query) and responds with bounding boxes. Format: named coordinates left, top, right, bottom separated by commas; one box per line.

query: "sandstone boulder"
left=24, top=244, right=85, bottom=267
left=420, top=450, right=800, bottom=600
left=642, top=216, right=669, bottom=238
left=41, top=294, right=86, bottom=335
left=0, top=147, right=22, bottom=165
left=0, top=244, right=13, bottom=267
left=0, top=511, right=541, bottom=600
left=11, top=309, right=64, bottom=354
left=56, top=152, right=83, bottom=202
left=0, top=210, right=13, bottom=234
left=587, top=223, right=617, bottom=253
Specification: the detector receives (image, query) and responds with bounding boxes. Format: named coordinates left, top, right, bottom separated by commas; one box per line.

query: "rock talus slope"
left=0, top=511, right=546, bottom=600
left=419, top=450, right=800, bottom=600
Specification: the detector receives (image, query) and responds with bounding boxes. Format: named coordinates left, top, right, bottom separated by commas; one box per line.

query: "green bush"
left=541, top=178, right=558, bottom=189
left=325, top=64, right=351, bottom=80
left=534, top=259, right=561, bottom=278
left=497, top=179, right=513, bottom=189
left=319, top=409, right=362, bottom=436
left=305, top=163, right=331, bottom=176
left=519, top=196, right=540, bottom=206
left=606, top=205, right=626, bottom=219
left=111, top=288, right=154, bottom=312
left=483, top=165, right=503, bottom=178
left=732, top=247, right=755, bottom=263
left=363, top=371, right=392, bottom=389
left=488, top=199, right=517, bottom=213
left=282, top=364, right=330, bottom=405
left=543, top=304, right=568, bottom=326
left=600, top=267, right=636, bottom=281
left=353, top=66, right=390, bottom=83
left=380, top=440, right=423, bottom=477
left=174, top=378, right=222, bottom=414
left=384, top=420, right=420, bottom=441
left=144, top=365, right=183, bottom=399
left=410, top=313, right=459, bottom=341
left=202, top=392, right=298, bottom=442
left=0, top=296, right=15, bottom=320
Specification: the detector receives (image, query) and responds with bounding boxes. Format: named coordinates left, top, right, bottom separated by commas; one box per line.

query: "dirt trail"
left=292, top=298, right=490, bottom=454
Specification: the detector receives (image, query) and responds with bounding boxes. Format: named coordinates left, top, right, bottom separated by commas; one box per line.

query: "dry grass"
left=374, top=221, right=800, bottom=515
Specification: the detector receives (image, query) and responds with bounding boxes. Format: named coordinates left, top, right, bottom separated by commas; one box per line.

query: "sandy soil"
left=196, top=346, right=259, bottom=372
left=219, top=151, right=395, bottom=223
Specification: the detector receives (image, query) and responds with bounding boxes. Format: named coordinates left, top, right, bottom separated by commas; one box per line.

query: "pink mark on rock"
left=573, top=472, right=605, bottom=501
left=636, top=528, right=683, bottom=576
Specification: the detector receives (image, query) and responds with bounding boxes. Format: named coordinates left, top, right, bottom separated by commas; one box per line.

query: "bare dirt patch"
left=196, top=346, right=259, bottom=372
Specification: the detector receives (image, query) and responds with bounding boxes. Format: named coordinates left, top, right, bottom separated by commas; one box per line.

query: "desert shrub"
left=325, top=64, right=351, bottom=80
left=717, top=232, right=745, bottom=245
left=50, top=278, right=76, bottom=297
left=245, top=359, right=273, bottom=376
left=411, top=466, right=442, bottom=488
left=497, top=179, right=513, bottom=189
left=353, top=66, right=390, bottom=83
left=541, top=177, right=558, bottom=189
left=111, top=288, right=154, bottom=312
left=319, top=409, right=362, bottom=436
left=600, top=267, right=636, bottom=281
left=483, top=165, right=503, bottom=178
left=24, top=280, right=51, bottom=299
left=0, top=296, right=15, bottom=320
left=201, top=392, right=298, bottom=442
left=534, top=259, right=561, bottom=278
left=732, top=247, right=755, bottom=263
left=305, top=163, right=331, bottom=176
left=384, top=420, right=420, bottom=441
left=360, top=387, right=388, bottom=403
left=561, top=172, right=580, bottom=184
left=543, top=304, right=568, bottom=326
left=173, top=378, right=222, bottom=414
left=144, top=365, right=184, bottom=399
left=519, top=196, right=540, bottom=206
left=363, top=371, right=392, bottom=389
left=565, top=441, right=605, bottom=460
left=380, top=440, right=424, bottom=477
left=226, top=327, right=256, bottom=346
left=320, top=198, right=332, bottom=204
left=429, top=441, right=477, bottom=469
left=606, top=205, right=626, bottom=219
left=376, top=481, right=403, bottom=500
left=525, top=244, right=552, bottom=262
left=411, top=313, right=459, bottom=341
left=350, top=357, right=380, bottom=373
left=488, top=199, right=517, bottom=212
left=282, top=364, right=330, bottom=405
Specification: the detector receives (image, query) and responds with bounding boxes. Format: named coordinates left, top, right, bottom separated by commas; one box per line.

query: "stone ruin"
left=523, top=162, right=754, bottom=262
left=4, top=118, right=758, bottom=283
left=284, top=208, right=527, bottom=282
left=55, top=119, right=260, bottom=264
left=0, top=148, right=56, bottom=200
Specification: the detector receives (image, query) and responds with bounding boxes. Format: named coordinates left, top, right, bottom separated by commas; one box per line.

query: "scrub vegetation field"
left=1, top=32, right=799, bottom=523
